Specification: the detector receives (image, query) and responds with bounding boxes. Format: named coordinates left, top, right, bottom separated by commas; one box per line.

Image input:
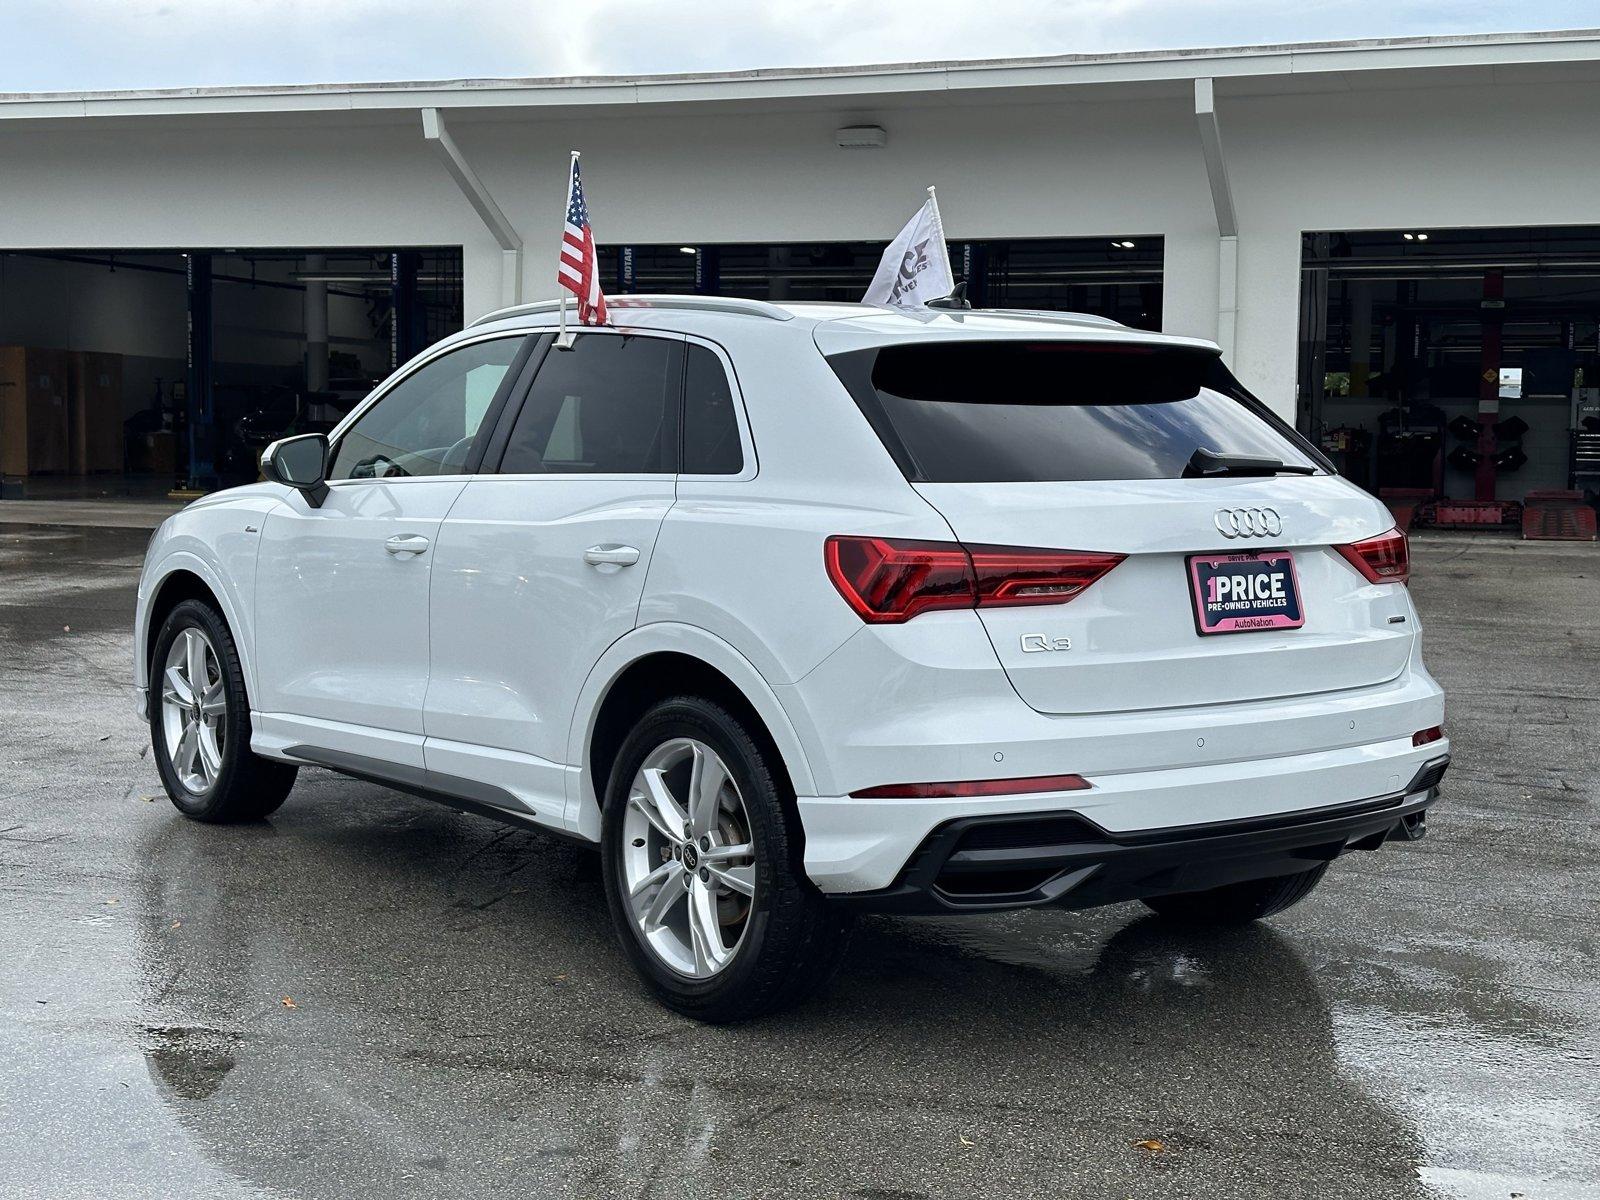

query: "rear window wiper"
left=1185, top=448, right=1316, bottom=478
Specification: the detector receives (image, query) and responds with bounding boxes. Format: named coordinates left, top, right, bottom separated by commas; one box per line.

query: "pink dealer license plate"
left=1186, top=550, right=1305, bottom=635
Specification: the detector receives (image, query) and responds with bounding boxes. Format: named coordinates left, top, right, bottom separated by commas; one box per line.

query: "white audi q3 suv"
left=135, top=295, right=1448, bottom=1021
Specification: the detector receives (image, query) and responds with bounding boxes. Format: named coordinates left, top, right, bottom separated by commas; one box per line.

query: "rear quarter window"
left=827, top=341, right=1324, bottom=483
left=682, top=344, right=744, bottom=475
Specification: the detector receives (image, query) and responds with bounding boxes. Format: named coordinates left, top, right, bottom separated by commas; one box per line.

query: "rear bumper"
left=824, top=755, right=1448, bottom=914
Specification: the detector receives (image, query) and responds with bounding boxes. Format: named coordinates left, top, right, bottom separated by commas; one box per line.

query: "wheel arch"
left=139, top=553, right=257, bottom=708
left=567, top=625, right=819, bottom=841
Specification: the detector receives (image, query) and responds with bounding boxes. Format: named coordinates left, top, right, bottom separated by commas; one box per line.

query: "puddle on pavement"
left=1333, top=1004, right=1597, bottom=1199
left=140, top=1026, right=241, bottom=1101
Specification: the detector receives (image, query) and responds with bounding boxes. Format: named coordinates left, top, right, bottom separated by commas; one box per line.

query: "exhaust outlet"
left=1389, top=811, right=1428, bottom=842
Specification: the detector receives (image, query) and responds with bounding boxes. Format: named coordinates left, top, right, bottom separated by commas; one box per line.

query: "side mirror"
left=261, top=433, right=329, bottom=508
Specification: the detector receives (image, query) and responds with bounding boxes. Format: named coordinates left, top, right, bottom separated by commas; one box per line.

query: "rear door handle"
left=583, top=544, right=640, bottom=567
left=385, top=534, right=431, bottom=556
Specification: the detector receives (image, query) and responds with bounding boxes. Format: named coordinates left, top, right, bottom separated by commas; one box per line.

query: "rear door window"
left=497, top=333, right=682, bottom=474
left=828, top=341, right=1322, bottom=483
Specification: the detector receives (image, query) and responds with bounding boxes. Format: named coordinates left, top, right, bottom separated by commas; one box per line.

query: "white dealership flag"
left=863, top=187, right=955, bottom=309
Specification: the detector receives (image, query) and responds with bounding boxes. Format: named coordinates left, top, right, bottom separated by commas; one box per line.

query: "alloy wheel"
left=160, top=627, right=227, bottom=795
left=620, top=738, right=757, bottom=978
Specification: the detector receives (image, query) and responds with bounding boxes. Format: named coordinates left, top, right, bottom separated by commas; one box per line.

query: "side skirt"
left=282, top=743, right=596, bottom=848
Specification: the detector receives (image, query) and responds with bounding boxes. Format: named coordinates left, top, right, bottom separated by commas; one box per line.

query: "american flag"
left=557, top=155, right=608, bottom=326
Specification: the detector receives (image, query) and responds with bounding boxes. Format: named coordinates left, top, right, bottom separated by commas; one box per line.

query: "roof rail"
left=974, top=308, right=1127, bottom=329
left=469, top=293, right=795, bottom=328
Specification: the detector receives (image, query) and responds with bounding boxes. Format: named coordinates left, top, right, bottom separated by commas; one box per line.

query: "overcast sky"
left=0, top=1, right=1592, bottom=92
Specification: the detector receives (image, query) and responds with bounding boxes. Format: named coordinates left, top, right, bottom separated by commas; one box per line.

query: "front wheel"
left=149, top=599, right=298, bottom=823
left=1141, top=863, right=1331, bottom=925
left=600, top=696, right=850, bottom=1023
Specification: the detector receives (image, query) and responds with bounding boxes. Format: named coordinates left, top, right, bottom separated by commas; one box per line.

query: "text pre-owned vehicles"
left=134, top=296, right=1448, bottom=1022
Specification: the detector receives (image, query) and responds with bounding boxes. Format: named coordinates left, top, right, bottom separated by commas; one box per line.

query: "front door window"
left=330, top=337, right=524, bottom=480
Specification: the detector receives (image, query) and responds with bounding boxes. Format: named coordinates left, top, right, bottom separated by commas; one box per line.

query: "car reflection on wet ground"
left=1, top=523, right=1595, bottom=1199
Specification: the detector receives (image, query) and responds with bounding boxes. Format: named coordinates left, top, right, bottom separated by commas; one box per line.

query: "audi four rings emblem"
left=1213, top=507, right=1283, bottom=539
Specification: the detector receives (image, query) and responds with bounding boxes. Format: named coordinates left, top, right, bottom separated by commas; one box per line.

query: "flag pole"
left=926, top=184, right=954, bottom=282
left=556, top=150, right=580, bottom=349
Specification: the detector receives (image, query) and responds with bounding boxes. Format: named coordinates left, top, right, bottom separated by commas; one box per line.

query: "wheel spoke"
left=174, top=721, right=200, bottom=777
left=641, top=767, right=690, bottom=838
left=196, top=727, right=223, bottom=782
left=706, top=862, right=755, bottom=898
left=185, top=631, right=208, bottom=700
left=687, top=879, right=729, bottom=974
left=700, top=841, right=751, bottom=864
left=688, top=744, right=728, bottom=838
left=164, top=665, right=194, bottom=707
left=629, top=858, right=677, bottom=899
left=200, top=680, right=227, bottom=718
left=639, top=862, right=687, bottom=930
left=628, top=787, right=678, bottom=844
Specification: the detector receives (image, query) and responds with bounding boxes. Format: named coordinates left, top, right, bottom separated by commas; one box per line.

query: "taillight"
left=1413, top=726, right=1444, bottom=747
left=824, top=536, right=1123, bottom=624
left=852, top=773, right=1091, bottom=799
left=822, top=537, right=976, bottom=623
left=1335, top=528, right=1409, bottom=585
left=968, top=544, right=1127, bottom=607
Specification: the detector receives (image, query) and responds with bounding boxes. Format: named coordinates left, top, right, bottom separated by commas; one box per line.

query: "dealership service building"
left=2, top=29, right=1599, bottom=509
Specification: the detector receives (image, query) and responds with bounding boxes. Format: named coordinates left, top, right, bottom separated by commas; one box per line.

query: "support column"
left=1476, top=269, right=1505, bottom=501
left=183, top=253, right=215, bottom=491
left=1160, top=230, right=1220, bottom=342
left=1232, top=226, right=1305, bottom=420
left=962, top=242, right=990, bottom=308
left=389, top=251, right=422, bottom=371
left=1216, top=235, right=1239, bottom=363
left=693, top=247, right=720, bottom=295
left=500, top=248, right=523, bottom=309
left=463, top=240, right=515, bottom=324
left=303, top=253, right=329, bottom=393
left=1302, top=261, right=1330, bottom=434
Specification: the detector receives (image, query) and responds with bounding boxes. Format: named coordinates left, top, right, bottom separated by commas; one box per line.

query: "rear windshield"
left=827, top=341, right=1325, bottom=483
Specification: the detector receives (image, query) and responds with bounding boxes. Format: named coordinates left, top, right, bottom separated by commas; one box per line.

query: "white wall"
left=2, top=65, right=1599, bottom=420
left=442, top=96, right=1223, bottom=345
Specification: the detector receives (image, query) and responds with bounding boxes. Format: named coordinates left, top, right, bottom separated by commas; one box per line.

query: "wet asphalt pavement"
left=1, top=523, right=1596, bottom=1199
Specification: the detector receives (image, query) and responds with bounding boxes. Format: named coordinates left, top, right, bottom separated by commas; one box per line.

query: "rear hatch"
left=822, top=325, right=1413, bottom=716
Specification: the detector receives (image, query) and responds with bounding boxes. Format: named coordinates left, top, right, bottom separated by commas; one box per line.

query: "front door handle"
left=583, top=544, right=640, bottom=567
left=385, top=534, right=431, bottom=557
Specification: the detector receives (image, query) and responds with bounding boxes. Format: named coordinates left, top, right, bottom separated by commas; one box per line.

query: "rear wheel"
left=601, top=695, right=850, bottom=1022
left=150, top=599, right=298, bottom=823
left=1141, top=864, right=1330, bottom=925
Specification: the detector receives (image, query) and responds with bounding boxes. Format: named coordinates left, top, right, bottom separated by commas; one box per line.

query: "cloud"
left=0, top=0, right=1590, bottom=91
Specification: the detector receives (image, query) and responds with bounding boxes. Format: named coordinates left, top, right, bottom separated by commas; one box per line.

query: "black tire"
left=149, top=598, right=298, bottom=823
left=600, top=695, right=851, bottom=1023
left=1141, top=863, right=1330, bottom=925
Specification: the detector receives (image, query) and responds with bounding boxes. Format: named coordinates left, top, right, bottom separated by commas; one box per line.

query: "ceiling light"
left=835, top=125, right=888, bottom=149
left=1417, top=232, right=1430, bottom=241
left=1403, top=233, right=1416, bottom=241
left=1111, top=240, right=1136, bottom=249
left=678, top=246, right=696, bottom=255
